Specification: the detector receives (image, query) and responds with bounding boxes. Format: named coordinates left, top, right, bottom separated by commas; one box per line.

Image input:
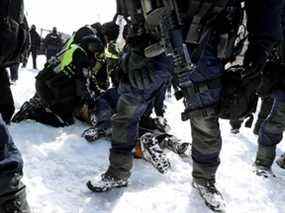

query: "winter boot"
left=0, top=187, right=30, bottom=213
left=81, top=127, right=111, bottom=143
left=276, top=154, right=285, bottom=169
left=192, top=180, right=226, bottom=212
left=87, top=173, right=128, bottom=192
left=230, top=128, right=240, bottom=134
left=253, top=163, right=276, bottom=178
left=157, top=134, right=191, bottom=159
left=12, top=102, right=34, bottom=123
left=140, top=133, right=171, bottom=174
left=254, top=144, right=276, bottom=178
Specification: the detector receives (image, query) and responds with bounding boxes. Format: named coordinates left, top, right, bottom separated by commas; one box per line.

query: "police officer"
left=12, top=34, right=105, bottom=127
left=253, top=2, right=285, bottom=177
left=44, top=27, right=63, bottom=60
left=87, top=0, right=283, bottom=211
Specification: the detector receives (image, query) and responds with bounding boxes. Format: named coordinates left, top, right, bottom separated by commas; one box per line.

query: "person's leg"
left=191, top=111, right=222, bottom=185
left=32, top=50, right=37, bottom=69
left=229, top=119, right=243, bottom=134
left=253, top=97, right=274, bottom=135
left=87, top=54, right=173, bottom=192
left=255, top=94, right=285, bottom=170
left=0, top=114, right=30, bottom=212
left=10, top=64, right=19, bottom=82
left=0, top=69, right=15, bottom=124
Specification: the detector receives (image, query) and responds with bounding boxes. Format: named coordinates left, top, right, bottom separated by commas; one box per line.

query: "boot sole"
left=86, top=181, right=127, bottom=193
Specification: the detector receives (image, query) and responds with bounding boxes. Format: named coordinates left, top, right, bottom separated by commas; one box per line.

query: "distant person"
left=29, top=24, right=41, bottom=69
left=44, top=27, right=63, bottom=60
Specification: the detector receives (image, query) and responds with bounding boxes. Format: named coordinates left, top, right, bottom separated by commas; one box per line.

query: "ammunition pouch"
left=178, top=78, right=222, bottom=120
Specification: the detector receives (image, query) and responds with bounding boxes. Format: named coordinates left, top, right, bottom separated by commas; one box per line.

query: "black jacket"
left=44, top=32, right=63, bottom=50
left=30, top=29, right=41, bottom=51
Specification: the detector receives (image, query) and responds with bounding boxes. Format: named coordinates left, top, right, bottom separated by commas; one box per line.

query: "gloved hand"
left=121, top=48, right=155, bottom=90
left=256, top=62, right=284, bottom=97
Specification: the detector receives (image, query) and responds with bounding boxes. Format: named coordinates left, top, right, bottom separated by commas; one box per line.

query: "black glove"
left=122, top=48, right=155, bottom=90
left=257, top=62, right=285, bottom=97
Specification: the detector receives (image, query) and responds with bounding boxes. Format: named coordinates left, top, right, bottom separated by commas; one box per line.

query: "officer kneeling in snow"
left=12, top=35, right=105, bottom=127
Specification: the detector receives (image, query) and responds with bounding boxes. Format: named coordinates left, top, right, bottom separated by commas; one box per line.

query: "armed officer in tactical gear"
left=12, top=34, right=105, bottom=127
left=251, top=2, right=285, bottom=177
left=87, top=0, right=283, bottom=211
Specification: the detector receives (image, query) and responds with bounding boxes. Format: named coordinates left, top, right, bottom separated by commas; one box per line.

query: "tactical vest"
left=105, top=41, right=120, bottom=60
left=53, top=44, right=87, bottom=76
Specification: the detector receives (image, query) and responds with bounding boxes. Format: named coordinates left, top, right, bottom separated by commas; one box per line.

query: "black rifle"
left=116, top=0, right=232, bottom=121
left=142, top=0, right=202, bottom=121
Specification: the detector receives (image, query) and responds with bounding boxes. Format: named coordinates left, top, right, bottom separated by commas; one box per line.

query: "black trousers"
left=0, top=69, right=15, bottom=124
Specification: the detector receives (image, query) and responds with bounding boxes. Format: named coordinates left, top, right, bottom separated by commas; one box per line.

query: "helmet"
left=80, top=35, right=104, bottom=54
left=102, top=21, right=120, bottom=41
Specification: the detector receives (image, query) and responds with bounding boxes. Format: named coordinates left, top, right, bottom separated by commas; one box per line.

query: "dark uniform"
left=44, top=27, right=63, bottom=60
left=254, top=2, right=285, bottom=173
left=88, top=0, right=283, bottom=210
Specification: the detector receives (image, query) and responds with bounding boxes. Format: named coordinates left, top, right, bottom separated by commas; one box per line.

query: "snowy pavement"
left=8, top=59, right=285, bottom=213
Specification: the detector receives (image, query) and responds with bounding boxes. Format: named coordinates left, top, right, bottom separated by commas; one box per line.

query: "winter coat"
left=30, top=29, right=41, bottom=52
left=44, top=32, right=63, bottom=51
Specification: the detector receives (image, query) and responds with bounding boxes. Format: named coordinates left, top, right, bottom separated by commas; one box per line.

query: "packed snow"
left=8, top=56, right=285, bottom=213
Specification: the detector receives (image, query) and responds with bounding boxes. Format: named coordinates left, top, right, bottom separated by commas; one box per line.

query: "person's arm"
left=72, top=49, right=95, bottom=108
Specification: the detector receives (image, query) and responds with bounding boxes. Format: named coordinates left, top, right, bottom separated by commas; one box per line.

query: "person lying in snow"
left=80, top=87, right=191, bottom=177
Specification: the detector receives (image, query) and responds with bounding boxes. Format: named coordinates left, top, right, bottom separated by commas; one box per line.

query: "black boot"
left=0, top=187, right=30, bottom=213
left=276, top=154, right=285, bottom=169
left=12, top=102, right=34, bottom=123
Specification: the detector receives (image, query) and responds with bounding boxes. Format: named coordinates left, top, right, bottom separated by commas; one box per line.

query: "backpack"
left=0, top=0, right=30, bottom=68
left=219, top=65, right=259, bottom=126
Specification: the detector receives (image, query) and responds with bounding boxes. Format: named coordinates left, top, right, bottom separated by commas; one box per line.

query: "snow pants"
left=106, top=54, right=172, bottom=179
left=255, top=91, right=285, bottom=168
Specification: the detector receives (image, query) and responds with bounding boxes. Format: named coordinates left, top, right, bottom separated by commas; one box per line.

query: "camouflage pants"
left=255, top=91, right=285, bottom=168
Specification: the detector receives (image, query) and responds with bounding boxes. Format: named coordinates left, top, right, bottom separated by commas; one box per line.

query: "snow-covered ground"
left=7, top=56, right=285, bottom=213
